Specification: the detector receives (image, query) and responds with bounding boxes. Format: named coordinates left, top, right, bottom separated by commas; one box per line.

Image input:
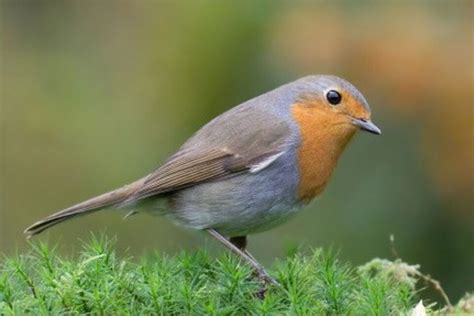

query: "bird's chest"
left=292, top=105, right=355, bottom=203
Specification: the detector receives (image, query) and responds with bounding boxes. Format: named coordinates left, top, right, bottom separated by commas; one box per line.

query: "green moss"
left=0, top=236, right=460, bottom=315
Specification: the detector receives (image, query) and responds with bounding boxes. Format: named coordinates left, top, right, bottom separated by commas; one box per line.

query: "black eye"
left=326, top=90, right=342, bottom=105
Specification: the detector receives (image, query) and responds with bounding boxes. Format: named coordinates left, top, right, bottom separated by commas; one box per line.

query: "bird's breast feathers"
left=292, top=103, right=356, bottom=202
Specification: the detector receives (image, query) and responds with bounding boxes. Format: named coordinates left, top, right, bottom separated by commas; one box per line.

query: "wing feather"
left=123, top=113, right=292, bottom=204
left=123, top=148, right=247, bottom=202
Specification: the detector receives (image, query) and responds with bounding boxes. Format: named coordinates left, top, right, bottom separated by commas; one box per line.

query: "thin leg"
left=229, top=236, right=261, bottom=269
left=207, top=229, right=278, bottom=286
left=244, top=250, right=260, bottom=266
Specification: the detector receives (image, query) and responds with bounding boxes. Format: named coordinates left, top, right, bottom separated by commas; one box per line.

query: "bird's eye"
left=326, top=90, right=342, bottom=105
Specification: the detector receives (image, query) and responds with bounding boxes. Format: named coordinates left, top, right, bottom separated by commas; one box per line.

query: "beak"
left=352, top=118, right=382, bottom=135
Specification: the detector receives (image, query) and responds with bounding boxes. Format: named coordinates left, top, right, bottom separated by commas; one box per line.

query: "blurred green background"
left=1, top=1, right=472, bottom=303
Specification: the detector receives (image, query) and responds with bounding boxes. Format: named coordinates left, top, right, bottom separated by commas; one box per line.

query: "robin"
left=25, top=75, right=381, bottom=285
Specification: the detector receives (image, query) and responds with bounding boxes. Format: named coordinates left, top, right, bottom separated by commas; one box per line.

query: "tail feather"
left=24, top=180, right=144, bottom=237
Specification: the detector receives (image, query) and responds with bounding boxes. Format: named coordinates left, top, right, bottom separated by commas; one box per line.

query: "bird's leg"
left=207, top=229, right=278, bottom=286
left=229, top=236, right=261, bottom=269
left=229, top=236, right=247, bottom=250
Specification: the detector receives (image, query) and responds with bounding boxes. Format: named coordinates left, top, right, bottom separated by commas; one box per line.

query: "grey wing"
left=123, top=109, right=292, bottom=204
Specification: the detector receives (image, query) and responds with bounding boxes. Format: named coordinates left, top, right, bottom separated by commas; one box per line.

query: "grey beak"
left=352, top=118, right=382, bottom=135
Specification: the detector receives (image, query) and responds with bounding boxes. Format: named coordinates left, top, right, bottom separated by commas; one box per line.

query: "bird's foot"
left=253, top=268, right=280, bottom=299
left=258, top=271, right=279, bottom=287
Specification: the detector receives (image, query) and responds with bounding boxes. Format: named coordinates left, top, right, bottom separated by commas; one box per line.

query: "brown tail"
left=24, top=179, right=145, bottom=238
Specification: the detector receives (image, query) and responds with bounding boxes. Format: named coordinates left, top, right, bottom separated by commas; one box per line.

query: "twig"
left=388, top=234, right=453, bottom=310
left=415, top=271, right=453, bottom=311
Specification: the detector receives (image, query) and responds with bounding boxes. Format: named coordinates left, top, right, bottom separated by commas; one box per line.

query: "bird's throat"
left=292, top=104, right=356, bottom=202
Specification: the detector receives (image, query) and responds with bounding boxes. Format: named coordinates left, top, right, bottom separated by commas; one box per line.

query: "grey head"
left=278, top=75, right=371, bottom=112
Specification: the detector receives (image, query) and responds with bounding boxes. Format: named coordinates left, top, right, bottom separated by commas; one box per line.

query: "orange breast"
left=292, top=103, right=356, bottom=202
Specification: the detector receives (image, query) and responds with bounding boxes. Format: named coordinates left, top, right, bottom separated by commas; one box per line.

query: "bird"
left=25, top=75, right=381, bottom=286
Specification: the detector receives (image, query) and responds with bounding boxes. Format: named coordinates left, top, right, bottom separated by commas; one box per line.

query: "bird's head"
left=292, top=75, right=381, bottom=137
left=289, top=75, right=381, bottom=202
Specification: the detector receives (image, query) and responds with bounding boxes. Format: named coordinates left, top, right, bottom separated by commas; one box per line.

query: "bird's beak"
left=351, top=118, right=382, bottom=135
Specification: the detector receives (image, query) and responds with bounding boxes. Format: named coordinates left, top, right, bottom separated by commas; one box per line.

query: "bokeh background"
left=1, top=1, right=472, bottom=304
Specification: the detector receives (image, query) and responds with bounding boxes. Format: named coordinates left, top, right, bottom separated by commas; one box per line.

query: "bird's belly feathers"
left=163, top=152, right=301, bottom=236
